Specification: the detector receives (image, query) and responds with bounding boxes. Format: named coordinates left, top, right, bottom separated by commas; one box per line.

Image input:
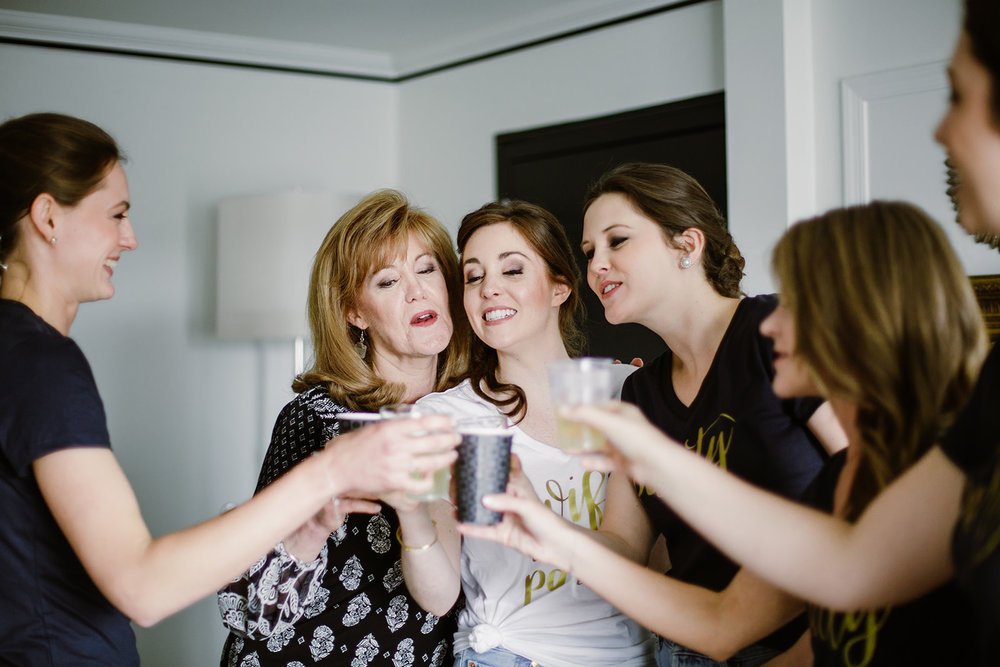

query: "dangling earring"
left=679, top=256, right=693, bottom=269
left=355, top=329, right=367, bottom=358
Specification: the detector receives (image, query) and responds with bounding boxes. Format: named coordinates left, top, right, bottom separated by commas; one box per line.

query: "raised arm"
left=573, top=553, right=803, bottom=662
left=569, top=402, right=958, bottom=610
left=462, top=486, right=802, bottom=661
left=35, top=415, right=459, bottom=627
left=459, top=453, right=653, bottom=566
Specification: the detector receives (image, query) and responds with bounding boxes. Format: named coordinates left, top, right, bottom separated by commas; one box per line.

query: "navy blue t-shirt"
left=940, top=343, right=1000, bottom=665
left=622, top=294, right=825, bottom=650
left=802, top=451, right=976, bottom=666
left=0, top=299, right=138, bottom=665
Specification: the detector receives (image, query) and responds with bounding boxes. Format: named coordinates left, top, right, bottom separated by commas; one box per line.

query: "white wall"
left=0, top=1, right=978, bottom=664
left=397, top=0, right=725, bottom=236
left=724, top=0, right=812, bottom=294
left=808, top=0, right=998, bottom=277
left=723, top=0, right=968, bottom=294
left=0, top=43, right=397, bottom=665
left=811, top=0, right=961, bottom=212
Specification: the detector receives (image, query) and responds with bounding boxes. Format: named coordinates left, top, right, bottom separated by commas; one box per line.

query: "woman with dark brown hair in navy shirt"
left=0, top=113, right=458, bottom=665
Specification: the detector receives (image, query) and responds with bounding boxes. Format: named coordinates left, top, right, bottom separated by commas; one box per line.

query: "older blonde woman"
left=218, top=189, right=470, bottom=666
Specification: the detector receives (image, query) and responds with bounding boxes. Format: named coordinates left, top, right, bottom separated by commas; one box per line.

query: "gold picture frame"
left=971, top=274, right=1000, bottom=342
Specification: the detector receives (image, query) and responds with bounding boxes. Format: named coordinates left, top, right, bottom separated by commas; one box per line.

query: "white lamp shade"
left=216, top=191, right=336, bottom=340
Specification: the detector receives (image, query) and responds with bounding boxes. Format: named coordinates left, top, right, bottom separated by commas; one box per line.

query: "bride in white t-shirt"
left=395, top=199, right=655, bottom=667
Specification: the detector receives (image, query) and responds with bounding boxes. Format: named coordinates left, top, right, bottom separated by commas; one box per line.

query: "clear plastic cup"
left=547, top=357, right=615, bottom=452
left=379, top=403, right=451, bottom=501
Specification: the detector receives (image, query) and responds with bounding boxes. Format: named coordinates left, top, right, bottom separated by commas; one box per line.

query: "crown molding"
left=0, top=1, right=704, bottom=81
left=0, top=9, right=396, bottom=80
left=394, top=0, right=684, bottom=77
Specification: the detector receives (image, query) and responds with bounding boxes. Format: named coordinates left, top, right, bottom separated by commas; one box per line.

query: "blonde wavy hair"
left=293, top=189, right=470, bottom=410
left=773, top=200, right=987, bottom=519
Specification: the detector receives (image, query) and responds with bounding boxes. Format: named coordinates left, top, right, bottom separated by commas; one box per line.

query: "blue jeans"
left=657, top=637, right=779, bottom=667
left=454, top=647, right=542, bottom=667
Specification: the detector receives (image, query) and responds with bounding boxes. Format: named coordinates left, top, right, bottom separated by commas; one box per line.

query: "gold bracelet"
left=396, top=521, right=438, bottom=551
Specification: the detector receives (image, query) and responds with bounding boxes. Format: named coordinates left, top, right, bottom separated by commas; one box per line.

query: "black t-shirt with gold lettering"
left=622, top=294, right=825, bottom=651
left=802, top=451, right=976, bottom=666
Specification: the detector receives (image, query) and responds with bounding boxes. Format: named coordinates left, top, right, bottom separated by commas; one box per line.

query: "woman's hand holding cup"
left=323, top=413, right=459, bottom=499
left=458, top=455, right=577, bottom=572
left=547, top=357, right=617, bottom=453
left=558, top=401, right=675, bottom=486
left=380, top=404, right=455, bottom=502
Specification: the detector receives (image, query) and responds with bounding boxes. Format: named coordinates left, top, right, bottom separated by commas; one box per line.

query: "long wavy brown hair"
left=457, top=200, right=585, bottom=422
left=773, top=200, right=987, bottom=520
left=293, top=189, right=470, bottom=410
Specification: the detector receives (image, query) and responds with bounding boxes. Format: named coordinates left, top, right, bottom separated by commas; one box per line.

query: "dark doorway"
left=496, top=92, right=726, bottom=363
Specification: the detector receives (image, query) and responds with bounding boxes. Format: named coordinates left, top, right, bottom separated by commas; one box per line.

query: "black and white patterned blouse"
left=218, top=386, right=454, bottom=666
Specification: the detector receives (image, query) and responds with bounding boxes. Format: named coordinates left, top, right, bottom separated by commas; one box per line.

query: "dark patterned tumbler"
left=455, top=416, right=513, bottom=525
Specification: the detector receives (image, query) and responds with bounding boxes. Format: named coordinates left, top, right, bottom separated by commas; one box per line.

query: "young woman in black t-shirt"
left=588, top=163, right=845, bottom=665
left=464, top=201, right=987, bottom=665
left=0, top=114, right=461, bottom=664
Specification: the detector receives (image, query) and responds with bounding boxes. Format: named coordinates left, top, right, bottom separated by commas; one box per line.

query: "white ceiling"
left=0, top=0, right=689, bottom=80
